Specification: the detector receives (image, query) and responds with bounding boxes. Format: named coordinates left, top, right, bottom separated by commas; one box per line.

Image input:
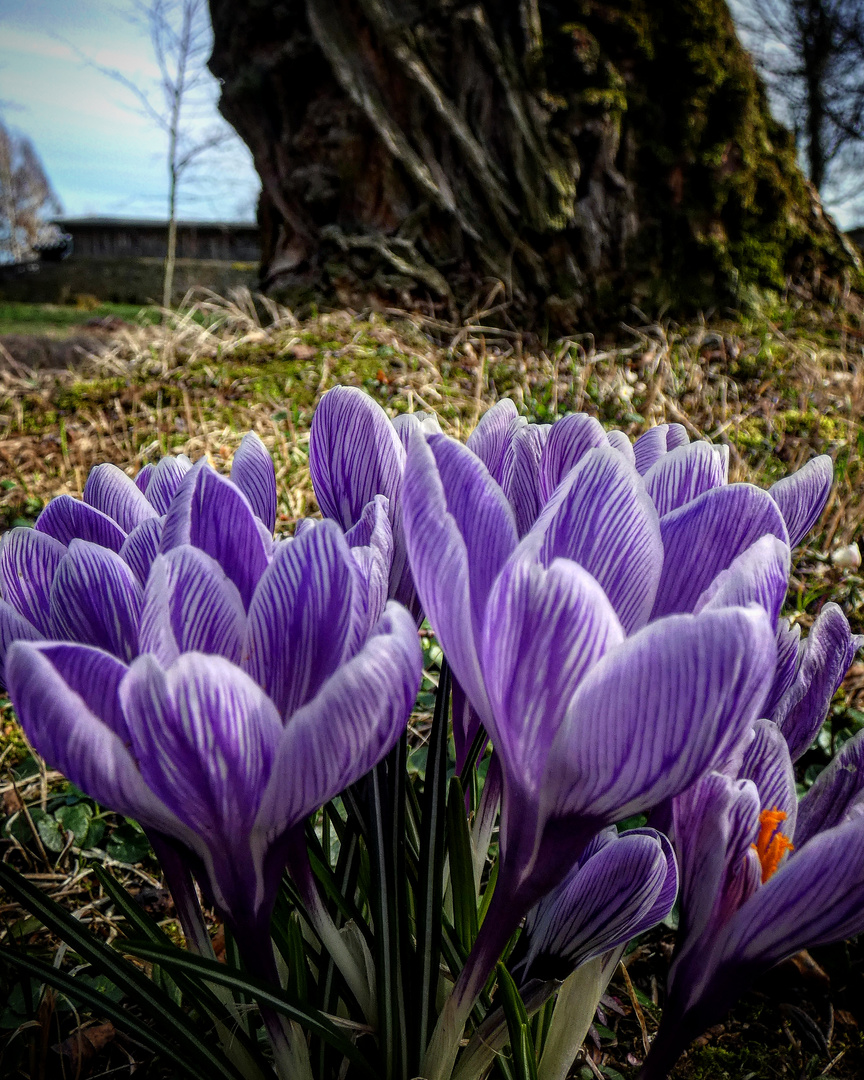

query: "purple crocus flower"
left=404, top=433, right=778, bottom=1079
left=768, top=602, right=863, bottom=761
left=309, top=384, right=440, bottom=610
left=5, top=520, right=422, bottom=972
left=467, top=399, right=831, bottom=557
left=514, top=827, right=678, bottom=985
left=643, top=715, right=864, bottom=1078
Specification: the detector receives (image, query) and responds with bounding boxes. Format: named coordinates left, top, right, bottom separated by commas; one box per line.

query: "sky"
left=0, top=0, right=260, bottom=223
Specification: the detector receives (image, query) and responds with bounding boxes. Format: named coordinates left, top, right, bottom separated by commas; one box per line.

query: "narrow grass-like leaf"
left=458, top=726, right=488, bottom=790
left=121, top=942, right=379, bottom=1080
left=0, top=862, right=246, bottom=1080
left=413, top=660, right=451, bottom=1069
left=2, top=950, right=219, bottom=1080
left=498, top=963, right=539, bottom=1080
left=447, top=776, right=479, bottom=953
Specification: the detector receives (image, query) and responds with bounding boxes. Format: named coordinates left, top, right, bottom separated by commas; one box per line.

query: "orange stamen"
left=751, top=807, right=794, bottom=883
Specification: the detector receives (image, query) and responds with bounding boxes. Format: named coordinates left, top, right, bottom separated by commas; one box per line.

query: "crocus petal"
left=480, top=555, right=623, bottom=791
left=119, top=516, right=165, bottom=586
left=672, top=773, right=761, bottom=965
left=521, top=830, right=673, bottom=979
left=5, top=641, right=180, bottom=833
left=143, top=454, right=193, bottom=514
left=391, top=411, right=441, bottom=450
left=502, top=423, right=550, bottom=537
left=161, top=460, right=269, bottom=609
left=403, top=432, right=517, bottom=722
left=739, top=719, right=797, bottom=836
left=538, top=414, right=606, bottom=502
left=257, top=602, right=422, bottom=836
left=134, top=462, right=155, bottom=494
left=309, top=385, right=405, bottom=530
left=49, top=540, right=142, bottom=661
left=796, top=728, right=864, bottom=846
left=547, top=605, right=776, bottom=825
left=0, top=527, right=67, bottom=633
left=643, top=442, right=728, bottom=517
left=83, top=463, right=160, bottom=533
left=345, top=495, right=393, bottom=642
left=121, top=652, right=283, bottom=843
left=0, top=600, right=42, bottom=687
left=764, top=619, right=801, bottom=717
left=711, top=816, right=864, bottom=990
left=35, top=494, right=127, bottom=552
left=771, top=603, right=864, bottom=761
left=651, top=484, right=789, bottom=618
left=243, top=520, right=357, bottom=719
left=605, top=429, right=635, bottom=464
left=140, top=548, right=246, bottom=667
left=230, top=432, right=277, bottom=533
left=769, top=455, right=833, bottom=547
left=695, top=535, right=791, bottom=626
left=633, top=425, right=671, bottom=474
left=630, top=829, right=679, bottom=930
left=465, top=398, right=519, bottom=483
left=666, top=423, right=689, bottom=449
left=526, top=447, right=663, bottom=633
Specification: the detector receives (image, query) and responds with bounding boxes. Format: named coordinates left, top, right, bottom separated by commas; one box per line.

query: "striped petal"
left=526, top=447, right=663, bottom=633
left=345, top=495, right=393, bottom=642
left=644, top=442, right=728, bottom=517
left=140, top=547, right=246, bottom=666
left=0, top=600, right=42, bottom=688
left=0, top=527, right=67, bottom=633
left=120, top=652, right=282, bottom=856
left=243, top=520, right=357, bottom=719
left=143, top=454, right=193, bottom=514
left=670, top=773, right=761, bottom=983
left=765, top=619, right=801, bottom=717
left=231, top=431, right=277, bottom=533
left=547, top=606, right=776, bottom=825
left=651, top=484, right=789, bottom=618
left=84, top=463, right=159, bottom=533
left=713, top=816, right=864, bottom=988
left=49, top=540, right=142, bottom=661
left=521, top=829, right=675, bottom=979
left=391, top=410, right=441, bottom=450
left=769, top=455, right=833, bottom=547
left=605, top=429, right=635, bottom=464
left=309, top=385, right=405, bottom=530
left=695, top=535, right=791, bottom=626
left=257, top=602, right=422, bottom=836
left=466, top=398, right=519, bottom=483
left=480, top=555, right=623, bottom=793
left=5, top=641, right=179, bottom=833
left=119, top=516, right=165, bottom=586
left=161, top=460, right=269, bottom=609
left=501, top=423, right=549, bottom=537
left=771, top=603, right=864, bottom=761
left=796, top=728, right=864, bottom=846
left=35, top=494, right=126, bottom=552
left=402, top=433, right=517, bottom=724
left=633, top=425, right=671, bottom=474
left=739, top=719, right=797, bottom=837
left=538, top=414, right=606, bottom=502
left=134, top=462, right=155, bottom=494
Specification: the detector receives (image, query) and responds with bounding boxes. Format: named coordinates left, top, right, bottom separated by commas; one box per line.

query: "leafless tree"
left=737, top=0, right=864, bottom=208
left=0, top=117, right=61, bottom=264
left=84, top=0, right=238, bottom=305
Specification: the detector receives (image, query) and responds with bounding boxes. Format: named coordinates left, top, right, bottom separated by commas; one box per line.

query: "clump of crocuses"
left=1, top=394, right=862, bottom=1080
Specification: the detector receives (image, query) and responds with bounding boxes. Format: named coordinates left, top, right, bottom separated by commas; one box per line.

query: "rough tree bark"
left=208, top=0, right=860, bottom=328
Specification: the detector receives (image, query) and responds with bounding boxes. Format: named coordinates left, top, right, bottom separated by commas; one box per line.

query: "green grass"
left=0, top=300, right=160, bottom=336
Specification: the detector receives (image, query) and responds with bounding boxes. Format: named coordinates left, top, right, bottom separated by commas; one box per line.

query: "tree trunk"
left=208, top=0, right=861, bottom=329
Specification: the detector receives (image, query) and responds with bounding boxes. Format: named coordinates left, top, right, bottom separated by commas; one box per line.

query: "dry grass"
left=1, top=287, right=864, bottom=1078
